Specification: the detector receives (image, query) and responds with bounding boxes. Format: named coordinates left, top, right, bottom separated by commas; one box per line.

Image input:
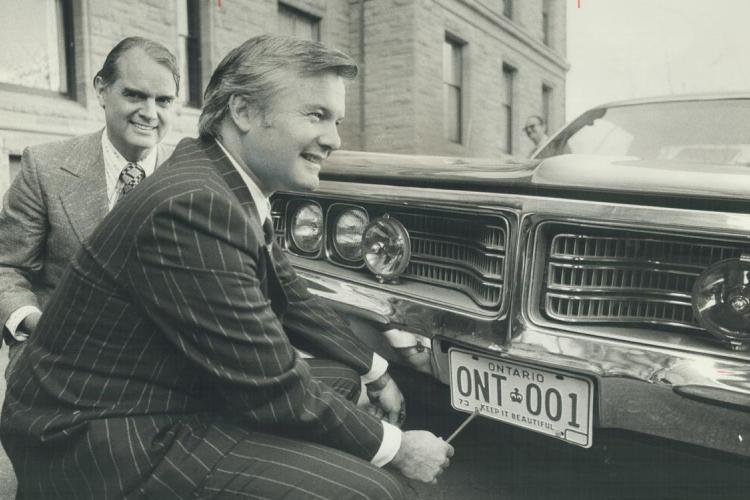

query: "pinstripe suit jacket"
left=0, top=137, right=385, bottom=498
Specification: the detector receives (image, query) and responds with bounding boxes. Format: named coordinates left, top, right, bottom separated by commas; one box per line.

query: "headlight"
left=333, top=208, right=369, bottom=262
left=692, top=254, right=750, bottom=351
left=290, top=202, right=323, bottom=254
left=362, top=215, right=411, bottom=282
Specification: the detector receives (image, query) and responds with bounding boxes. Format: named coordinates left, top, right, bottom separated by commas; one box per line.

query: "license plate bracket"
left=449, top=348, right=594, bottom=447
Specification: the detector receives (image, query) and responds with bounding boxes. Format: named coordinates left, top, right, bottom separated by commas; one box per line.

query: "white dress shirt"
left=102, top=130, right=158, bottom=209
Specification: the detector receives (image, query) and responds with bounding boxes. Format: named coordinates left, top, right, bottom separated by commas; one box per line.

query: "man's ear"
left=94, top=76, right=107, bottom=108
left=228, top=95, right=257, bottom=133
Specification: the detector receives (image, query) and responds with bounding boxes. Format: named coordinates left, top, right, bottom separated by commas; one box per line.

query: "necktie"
left=117, top=162, right=146, bottom=203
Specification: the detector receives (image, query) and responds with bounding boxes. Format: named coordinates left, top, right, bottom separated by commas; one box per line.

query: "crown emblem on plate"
left=510, top=388, right=523, bottom=403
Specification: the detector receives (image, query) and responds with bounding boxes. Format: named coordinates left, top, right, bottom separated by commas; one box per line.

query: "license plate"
left=449, top=349, right=593, bottom=447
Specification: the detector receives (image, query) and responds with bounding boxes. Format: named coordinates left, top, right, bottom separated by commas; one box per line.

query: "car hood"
left=321, top=151, right=750, bottom=208
left=531, top=155, right=750, bottom=200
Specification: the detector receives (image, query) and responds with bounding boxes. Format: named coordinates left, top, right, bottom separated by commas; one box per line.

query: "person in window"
left=1, top=34, right=453, bottom=499
left=523, top=114, right=549, bottom=157
left=0, top=37, right=178, bottom=372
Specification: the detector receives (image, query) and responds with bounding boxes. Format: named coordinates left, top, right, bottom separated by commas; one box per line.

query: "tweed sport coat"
left=0, top=130, right=169, bottom=332
left=0, top=137, right=386, bottom=498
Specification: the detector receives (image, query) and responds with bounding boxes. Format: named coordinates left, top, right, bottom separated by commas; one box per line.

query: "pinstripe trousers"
left=8, top=357, right=403, bottom=499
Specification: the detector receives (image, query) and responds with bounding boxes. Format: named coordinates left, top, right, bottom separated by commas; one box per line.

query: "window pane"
left=503, top=67, right=514, bottom=104
left=503, top=0, right=513, bottom=18
left=542, top=0, right=551, bottom=45
left=450, top=44, right=462, bottom=84
left=542, top=85, right=552, bottom=126
left=444, top=85, right=461, bottom=143
left=0, top=0, right=68, bottom=92
left=502, top=66, right=515, bottom=153
left=500, top=105, right=511, bottom=153
left=443, top=38, right=463, bottom=143
left=442, top=41, right=452, bottom=82
left=177, top=0, right=201, bottom=107
left=177, top=0, right=189, bottom=104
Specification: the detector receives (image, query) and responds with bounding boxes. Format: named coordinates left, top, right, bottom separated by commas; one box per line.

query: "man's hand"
left=366, top=373, right=406, bottom=426
left=389, top=430, right=454, bottom=483
left=19, top=311, right=42, bottom=336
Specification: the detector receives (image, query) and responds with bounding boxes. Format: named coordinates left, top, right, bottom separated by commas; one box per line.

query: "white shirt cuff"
left=6, top=305, right=41, bottom=341
left=371, top=421, right=402, bottom=467
left=361, top=353, right=388, bottom=384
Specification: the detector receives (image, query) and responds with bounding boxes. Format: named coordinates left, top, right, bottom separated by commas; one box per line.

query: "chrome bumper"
left=298, top=268, right=750, bottom=459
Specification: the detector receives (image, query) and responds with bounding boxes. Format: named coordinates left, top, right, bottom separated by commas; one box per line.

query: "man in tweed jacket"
left=0, top=37, right=177, bottom=358
left=1, top=35, right=453, bottom=498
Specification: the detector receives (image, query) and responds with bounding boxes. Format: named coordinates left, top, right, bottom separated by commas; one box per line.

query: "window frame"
left=542, top=83, right=553, bottom=129
left=177, top=0, right=202, bottom=108
left=443, top=35, right=464, bottom=144
left=542, top=0, right=552, bottom=47
left=501, top=63, right=517, bottom=154
left=503, top=0, right=513, bottom=19
left=0, top=0, right=76, bottom=99
left=278, top=2, right=321, bottom=42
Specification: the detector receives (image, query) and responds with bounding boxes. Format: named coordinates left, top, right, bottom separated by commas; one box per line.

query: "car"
left=270, top=95, right=750, bottom=460
left=532, top=93, right=750, bottom=163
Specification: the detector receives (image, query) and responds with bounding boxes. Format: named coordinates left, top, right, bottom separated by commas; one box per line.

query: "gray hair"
left=199, top=34, right=358, bottom=139
left=94, top=36, right=180, bottom=94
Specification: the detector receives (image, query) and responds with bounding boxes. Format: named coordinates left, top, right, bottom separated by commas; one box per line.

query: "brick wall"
left=0, top=0, right=567, bottom=196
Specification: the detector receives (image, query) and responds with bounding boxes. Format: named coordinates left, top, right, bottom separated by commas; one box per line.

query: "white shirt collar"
left=101, top=129, right=158, bottom=209
left=215, top=139, right=271, bottom=223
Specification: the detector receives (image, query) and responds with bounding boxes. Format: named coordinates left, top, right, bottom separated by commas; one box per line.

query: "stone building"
left=0, top=0, right=567, bottom=196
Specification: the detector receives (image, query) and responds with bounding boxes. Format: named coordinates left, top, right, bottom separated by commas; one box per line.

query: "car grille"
left=272, top=196, right=508, bottom=310
left=541, top=225, right=750, bottom=335
left=390, top=210, right=506, bottom=307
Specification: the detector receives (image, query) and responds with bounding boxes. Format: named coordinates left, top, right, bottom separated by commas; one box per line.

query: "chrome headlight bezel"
left=329, top=205, right=369, bottom=265
left=693, top=254, right=750, bottom=350
left=289, top=200, right=324, bottom=256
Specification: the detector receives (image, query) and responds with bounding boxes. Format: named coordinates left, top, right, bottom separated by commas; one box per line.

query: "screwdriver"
left=446, top=408, right=480, bottom=443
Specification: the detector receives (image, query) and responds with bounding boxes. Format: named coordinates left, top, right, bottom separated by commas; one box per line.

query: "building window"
left=501, top=64, right=516, bottom=154
left=443, top=36, right=463, bottom=144
left=542, top=84, right=553, bottom=128
left=0, top=0, right=75, bottom=96
left=177, top=0, right=202, bottom=107
left=542, top=0, right=551, bottom=46
left=503, top=0, right=513, bottom=19
left=278, top=3, right=321, bottom=41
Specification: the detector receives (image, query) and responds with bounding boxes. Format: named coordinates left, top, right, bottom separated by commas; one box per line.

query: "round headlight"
left=290, top=202, right=323, bottom=254
left=362, top=215, right=411, bottom=282
left=692, top=254, right=750, bottom=350
left=333, top=209, right=369, bottom=261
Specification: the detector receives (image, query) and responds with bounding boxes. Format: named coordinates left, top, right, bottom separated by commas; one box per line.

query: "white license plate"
left=449, top=349, right=593, bottom=447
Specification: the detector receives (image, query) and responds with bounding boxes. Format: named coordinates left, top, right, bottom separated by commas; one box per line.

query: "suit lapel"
left=198, top=138, right=289, bottom=313
left=201, top=138, right=266, bottom=247
left=59, top=131, right=109, bottom=244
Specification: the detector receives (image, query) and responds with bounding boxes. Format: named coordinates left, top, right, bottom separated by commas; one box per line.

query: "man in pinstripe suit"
left=1, top=35, right=453, bottom=499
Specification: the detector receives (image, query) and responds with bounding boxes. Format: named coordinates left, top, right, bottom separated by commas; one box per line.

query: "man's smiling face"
left=239, top=70, right=346, bottom=195
left=95, top=47, right=177, bottom=161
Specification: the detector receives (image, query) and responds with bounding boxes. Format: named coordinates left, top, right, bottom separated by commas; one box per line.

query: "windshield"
left=535, top=99, right=750, bottom=165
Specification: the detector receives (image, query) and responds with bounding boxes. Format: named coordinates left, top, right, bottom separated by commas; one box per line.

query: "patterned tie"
left=117, top=162, right=146, bottom=203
